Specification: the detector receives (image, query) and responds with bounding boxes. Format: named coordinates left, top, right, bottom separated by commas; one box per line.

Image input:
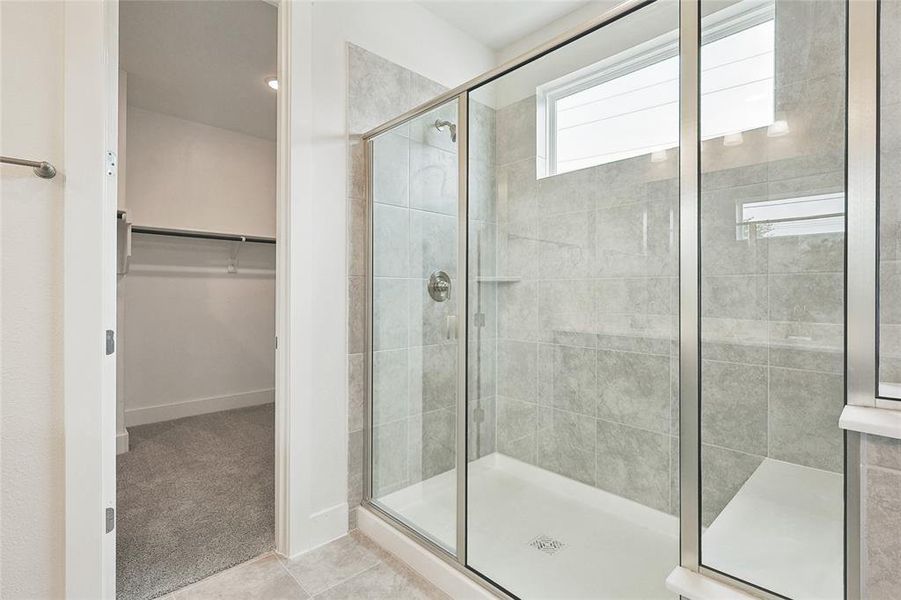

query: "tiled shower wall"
left=488, top=94, right=681, bottom=515
left=487, top=0, right=847, bottom=523
left=880, top=0, right=901, bottom=386
left=697, top=0, right=846, bottom=525
left=346, top=44, right=497, bottom=526
left=863, top=435, right=901, bottom=598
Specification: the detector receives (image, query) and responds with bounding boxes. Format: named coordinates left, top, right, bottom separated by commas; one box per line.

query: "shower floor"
left=377, top=454, right=844, bottom=599
left=378, top=454, right=679, bottom=599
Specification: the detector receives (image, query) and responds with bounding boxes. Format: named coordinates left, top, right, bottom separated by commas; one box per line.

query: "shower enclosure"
left=362, top=0, right=892, bottom=597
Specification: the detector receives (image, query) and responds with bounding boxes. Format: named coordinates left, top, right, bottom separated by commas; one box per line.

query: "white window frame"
left=537, top=0, right=776, bottom=178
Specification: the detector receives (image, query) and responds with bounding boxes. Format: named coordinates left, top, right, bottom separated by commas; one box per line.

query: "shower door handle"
left=446, top=315, right=457, bottom=340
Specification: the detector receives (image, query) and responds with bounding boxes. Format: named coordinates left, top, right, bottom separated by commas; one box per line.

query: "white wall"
left=496, top=0, right=622, bottom=63
left=0, top=2, right=66, bottom=598
left=126, top=107, right=276, bottom=237
left=119, top=107, right=276, bottom=429
left=121, top=237, right=275, bottom=426
left=289, top=0, right=495, bottom=553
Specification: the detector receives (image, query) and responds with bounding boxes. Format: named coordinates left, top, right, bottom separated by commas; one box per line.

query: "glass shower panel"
left=698, top=0, right=845, bottom=597
left=467, top=2, right=680, bottom=597
left=369, top=98, right=460, bottom=553
left=879, top=0, right=901, bottom=400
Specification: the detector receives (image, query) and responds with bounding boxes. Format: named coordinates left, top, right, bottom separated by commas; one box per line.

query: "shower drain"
left=528, top=535, right=565, bottom=555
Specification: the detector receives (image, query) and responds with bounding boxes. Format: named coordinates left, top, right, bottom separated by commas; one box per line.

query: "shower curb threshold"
left=357, top=506, right=500, bottom=599
left=665, top=567, right=760, bottom=600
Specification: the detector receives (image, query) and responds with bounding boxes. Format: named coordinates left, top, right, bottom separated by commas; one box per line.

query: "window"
left=538, top=0, right=775, bottom=177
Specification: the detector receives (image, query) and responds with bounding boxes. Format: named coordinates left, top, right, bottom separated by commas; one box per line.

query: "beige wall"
left=0, top=1, right=66, bottom=598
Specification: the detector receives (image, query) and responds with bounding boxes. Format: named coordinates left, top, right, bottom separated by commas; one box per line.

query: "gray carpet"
left=116, top=404, right=275, bottom=600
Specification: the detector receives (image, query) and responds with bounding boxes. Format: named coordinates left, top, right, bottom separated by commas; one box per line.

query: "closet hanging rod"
left=130, top=225, right=276, bottom=245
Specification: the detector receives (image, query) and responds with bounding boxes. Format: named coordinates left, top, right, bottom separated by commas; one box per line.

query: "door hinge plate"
left=106, top=151, right=118, bottom=176
left=106, top=329, right=115, bottom=355
left=105, top=507, right=115, bottom=533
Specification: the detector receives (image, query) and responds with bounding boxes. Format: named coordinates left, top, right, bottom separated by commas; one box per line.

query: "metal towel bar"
left=1, top=155, right=57, bottom=179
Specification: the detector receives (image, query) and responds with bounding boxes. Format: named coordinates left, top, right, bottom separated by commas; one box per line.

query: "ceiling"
left=418, top=1, right=593, bottom=50
left=120, top=1, right=277, bottom=141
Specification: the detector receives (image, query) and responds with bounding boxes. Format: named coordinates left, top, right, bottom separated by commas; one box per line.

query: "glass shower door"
left=368, top=98, right=461, bottom=553
left=698, top=0, right=846, bottom=597
left=466, top=2, right=680, bottom=597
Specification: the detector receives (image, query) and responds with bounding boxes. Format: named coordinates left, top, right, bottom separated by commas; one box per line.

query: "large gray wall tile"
left=496, top=97, right=536, bottom=166
left=348, top=44, right=413, bottom=134
left=538, top=407, right=596, bottom=486
left=768, top=367, right=843, bottom=472
left=596, top=419, right=670, bottom=512
left=348, top=353, right=365, bottom=433
left=373, top=204, right=410, bottom=277
left=865, top=466, right=901, bottom=600
left=866, top=434, right=901, bottom=471
left=372, top=349, right=408, bottom=426
left=408, top=343, right=456, bottom=414
left=373, top=278, right=408, bottom=351
left=421, top=407, right=455, bottom=479
left=597, top=350, right=671, bottom=434
left=409, top=210, right=457, bottom=279
left=372, top=132, right=410, bottom=208
left=541, top=344, right=597, bottom=417
left=769, top=272, right=843, bottom=324
left=372, top=419, right=408, bottom=497
left=497, top=340, right=537, bottom=403
left=701, top=360, right=768, bottom=456
left=410, top=141, right=458, bottom=216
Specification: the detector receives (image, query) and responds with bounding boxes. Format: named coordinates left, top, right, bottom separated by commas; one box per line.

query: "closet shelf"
left=130, top=223, right=276, bottom=245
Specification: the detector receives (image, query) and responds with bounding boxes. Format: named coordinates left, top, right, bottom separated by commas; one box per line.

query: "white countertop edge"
left=839, top=404, right=901, bottom=440
left=665, top=567, right=760, bottom=600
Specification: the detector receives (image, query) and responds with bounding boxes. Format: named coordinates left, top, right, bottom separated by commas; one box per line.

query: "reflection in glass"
left=369, top=99, right=460, bottom=553
left=699, top=0, right=845, bottom=598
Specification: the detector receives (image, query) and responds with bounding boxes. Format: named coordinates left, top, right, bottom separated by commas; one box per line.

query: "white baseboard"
left=357, top=506, right=494, bottom=599
left=116, top=430, right=130, bottom=454
left=124, top=388, right=274, bottom=427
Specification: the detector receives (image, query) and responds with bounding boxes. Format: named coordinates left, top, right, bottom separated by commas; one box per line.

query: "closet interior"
left=114, top=2, right=278, bottom=599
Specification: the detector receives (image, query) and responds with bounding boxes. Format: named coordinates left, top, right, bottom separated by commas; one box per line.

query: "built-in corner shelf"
left=475, top=276, right=522, bottom=284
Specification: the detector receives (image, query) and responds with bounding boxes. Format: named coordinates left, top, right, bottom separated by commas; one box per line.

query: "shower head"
left=434, top=119, right=457, bottom=143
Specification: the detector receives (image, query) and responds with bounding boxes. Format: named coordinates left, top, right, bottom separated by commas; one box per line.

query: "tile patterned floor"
left=161, top=531, right=448, bottom=600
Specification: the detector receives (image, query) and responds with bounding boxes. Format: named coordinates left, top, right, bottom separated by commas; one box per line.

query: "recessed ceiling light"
left=266, top=77, right=278, bottom=91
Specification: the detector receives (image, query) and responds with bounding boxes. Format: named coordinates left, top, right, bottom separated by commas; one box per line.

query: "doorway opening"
left=115, top=2, right=278, bottom=597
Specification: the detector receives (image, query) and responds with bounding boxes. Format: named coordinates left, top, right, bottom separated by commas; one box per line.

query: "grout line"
left=307, top=561, right=385, bottom=598
left=275, top=555, right=315, bottom=598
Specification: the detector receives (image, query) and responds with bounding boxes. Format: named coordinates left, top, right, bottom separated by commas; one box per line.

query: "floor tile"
left=177, top=554, right=309, bottom=600
left=280, top=532, right=384, bottom=595
left=314, top=557, right=447, bottom=600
